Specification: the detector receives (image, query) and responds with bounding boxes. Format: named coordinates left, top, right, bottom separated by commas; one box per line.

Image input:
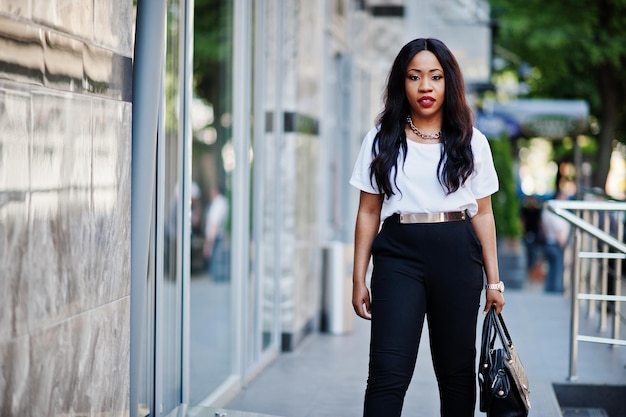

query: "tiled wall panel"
left=0, top=298, right=130, bottom=416
left=0, top=0, right=32, bottom=19
left=0, top=1, right=133, bottom=414
left=32, top=0, right=94, bottom=41
left=91, top=99, right=132, bottom=303
left=0, top=87, right=31, bottom=341
left=94, top=0, right=134, bottom=54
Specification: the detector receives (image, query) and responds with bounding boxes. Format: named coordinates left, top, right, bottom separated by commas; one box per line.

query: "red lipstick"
left=418, top=95, right=435, bottom=108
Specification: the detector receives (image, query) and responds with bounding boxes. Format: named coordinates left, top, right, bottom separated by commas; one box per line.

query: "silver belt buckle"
left=399, top=211, right=465, bottom=224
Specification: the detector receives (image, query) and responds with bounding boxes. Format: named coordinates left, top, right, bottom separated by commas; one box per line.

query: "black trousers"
left=364, top=214, right=484, bottom=417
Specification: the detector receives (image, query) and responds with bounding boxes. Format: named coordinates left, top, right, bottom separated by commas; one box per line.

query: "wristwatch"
left=486, top=281, right=505, bottom=293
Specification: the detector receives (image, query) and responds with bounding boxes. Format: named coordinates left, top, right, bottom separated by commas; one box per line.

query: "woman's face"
left=405, top=50, right=445, bottom=121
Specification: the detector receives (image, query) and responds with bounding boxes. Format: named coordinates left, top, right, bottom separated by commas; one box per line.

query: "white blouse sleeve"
left=470, top=128, right=500, bottom=199
left=349, top=128, right=380, bottom=194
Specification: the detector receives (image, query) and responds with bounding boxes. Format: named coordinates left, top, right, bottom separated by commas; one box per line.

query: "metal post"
left=181, top=0, right=195, bottom=404
left=579, top=211, right=602, bottom=318
left=232, top=0, right=252, bottom=386
left=613, top=217, right=623, bottom=344
left=600, top=212, right=610, bottom=331
left=130, top=1, right=167, bottom=416
left=568, top=217, right=581, bottom=381
left=272, top=0, right=285, bottom=352
left=574, top=135, right=583, bottom=199
left=251, top=0, right=267, bottom=363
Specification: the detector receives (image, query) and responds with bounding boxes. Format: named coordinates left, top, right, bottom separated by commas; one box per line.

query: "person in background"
left=204, top=185, right=229, bottom=280
left=190, top=182, right=207, bottom=272
left=350, top=38, right=504, bottom=417
left=521, top=195, right=545, bottom=280
left=541, top=191, right=571, bottom=293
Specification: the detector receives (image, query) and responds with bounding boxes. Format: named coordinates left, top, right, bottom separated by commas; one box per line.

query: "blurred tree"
left=490, top=136, right=523, bottom=239
left=193, top=0, right=233, bottom=126
left=489, top=0, right=626, bottom=190
left=192, top=0, right=233, bottom=192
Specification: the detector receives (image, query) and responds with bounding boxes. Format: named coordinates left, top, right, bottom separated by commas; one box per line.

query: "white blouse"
left=350, top=126, right=499, bottom=221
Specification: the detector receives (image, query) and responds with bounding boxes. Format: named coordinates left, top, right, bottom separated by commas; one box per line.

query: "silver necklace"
left=406, top=115, right=441, bottom=140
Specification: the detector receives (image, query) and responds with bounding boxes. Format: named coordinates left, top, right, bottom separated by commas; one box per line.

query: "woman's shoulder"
left=470, top=127, right=490, bottom=148
left=471, top=126, right=488, bottom=142
left=360, top=125, right=381, bottom=145
left=367, top=125, right=381, bottom=138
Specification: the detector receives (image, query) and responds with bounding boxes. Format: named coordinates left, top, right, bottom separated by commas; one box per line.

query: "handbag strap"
left=496, top=309, right=515, bottom=347
left=479, top=307, right=498, bottom=364
left=482, top=307, right=513, bottom=358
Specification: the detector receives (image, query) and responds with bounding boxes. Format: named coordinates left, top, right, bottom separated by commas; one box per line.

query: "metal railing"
left=546, top=198, right=626, bottom=381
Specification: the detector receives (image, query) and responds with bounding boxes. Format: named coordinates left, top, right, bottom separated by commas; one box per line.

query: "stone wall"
left=0, top=1, right=134, bottom=415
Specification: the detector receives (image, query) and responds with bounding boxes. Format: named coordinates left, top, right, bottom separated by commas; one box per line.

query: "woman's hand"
left=352, top=281, right=372, bottom=320
left=484, top=289, right=505, bottom=315
left=351, top=191, right=381, bottom=321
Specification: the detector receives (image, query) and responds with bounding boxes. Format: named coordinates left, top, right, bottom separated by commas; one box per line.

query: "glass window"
left=189, top=0, right=235, bottom=403
left=253, top=0, right=280, bottom=365
left=159, top=0, right=184, bottom=412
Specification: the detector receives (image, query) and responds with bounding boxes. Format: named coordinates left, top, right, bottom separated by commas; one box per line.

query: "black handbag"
left=478, top=307, right=531, bottom=416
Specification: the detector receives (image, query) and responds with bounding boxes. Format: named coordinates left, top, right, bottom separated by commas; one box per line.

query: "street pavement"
left=204, top=283, right=626, bottom=416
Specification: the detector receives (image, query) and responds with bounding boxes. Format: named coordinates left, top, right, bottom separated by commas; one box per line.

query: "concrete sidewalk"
left=223, top=288, right=626, bottom=416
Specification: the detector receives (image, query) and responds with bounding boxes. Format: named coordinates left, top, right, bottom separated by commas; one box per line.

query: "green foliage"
left=549, top=134, right=598, bottom=164
left=193, top=0, right=233, bottom=107
left=488, top=0, right=626, bottom=187
left=489, top=0, right=626, bottom=106
left=489, top=137, right=523, bottom=238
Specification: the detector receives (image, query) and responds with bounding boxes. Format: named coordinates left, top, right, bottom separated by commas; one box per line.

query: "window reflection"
left=160, top=0, right=183, bottom=413
left=189, top=0, right=235, bottom=404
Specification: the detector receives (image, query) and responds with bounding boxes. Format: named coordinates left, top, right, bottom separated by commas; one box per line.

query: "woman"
left=350, top=38, right=505, bottom=417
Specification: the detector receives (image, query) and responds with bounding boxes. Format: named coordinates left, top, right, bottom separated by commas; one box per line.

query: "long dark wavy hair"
left=370, top=38, right=475, bottom=198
